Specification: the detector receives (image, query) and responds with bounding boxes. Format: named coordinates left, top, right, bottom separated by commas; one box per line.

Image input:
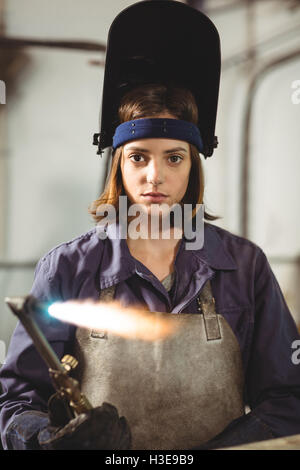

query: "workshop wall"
left=0, top=0, right=300, bottom=357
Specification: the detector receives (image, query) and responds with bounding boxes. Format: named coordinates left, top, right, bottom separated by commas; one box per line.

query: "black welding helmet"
left=93, top=0, right=221, bottom=158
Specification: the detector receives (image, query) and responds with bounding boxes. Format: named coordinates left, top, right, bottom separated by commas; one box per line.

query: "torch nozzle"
left=5, top=296, right=28, bottom=315
left=5, top=295, right=50, bottom=319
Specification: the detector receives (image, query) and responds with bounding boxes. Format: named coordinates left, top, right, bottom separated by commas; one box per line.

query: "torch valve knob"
left=61, top=354, right=78, bottom=372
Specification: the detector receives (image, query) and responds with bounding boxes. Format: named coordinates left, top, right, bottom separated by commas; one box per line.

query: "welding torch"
left=5, top=295, right=93, bottom=419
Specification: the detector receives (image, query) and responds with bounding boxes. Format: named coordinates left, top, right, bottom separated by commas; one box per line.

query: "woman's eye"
left=168, top=155, right=183, bottom=164
left=129, top=154, right=145, bottom=162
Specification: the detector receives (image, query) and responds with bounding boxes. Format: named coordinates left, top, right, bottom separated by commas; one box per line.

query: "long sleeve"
left=194, top=249, right=300, bottom=449
left=0, top=257, right=75, bottom=449
left=245, top=249, right=300, bottom=436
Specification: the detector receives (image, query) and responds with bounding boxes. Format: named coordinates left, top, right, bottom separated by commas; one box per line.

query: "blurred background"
left=0, top=0, right=300, bottom=358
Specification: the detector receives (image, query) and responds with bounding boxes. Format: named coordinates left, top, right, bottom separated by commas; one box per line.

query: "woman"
left=0, top=84, right=300, bottom=450
left=90, top=84, right=208, bottom=281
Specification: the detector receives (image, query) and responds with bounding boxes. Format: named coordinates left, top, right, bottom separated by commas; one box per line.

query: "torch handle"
left=5, top=295, right=93, bottom=417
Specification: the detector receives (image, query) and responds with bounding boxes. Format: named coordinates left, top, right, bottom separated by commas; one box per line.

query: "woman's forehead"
left=123, top=138, right=190, bottom=153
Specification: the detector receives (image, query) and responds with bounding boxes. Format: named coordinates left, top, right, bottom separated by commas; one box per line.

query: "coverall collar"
left=97, top=222, right=237, bottom=290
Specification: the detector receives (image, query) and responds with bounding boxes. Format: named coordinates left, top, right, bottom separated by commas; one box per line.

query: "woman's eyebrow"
left=164, top=147, right=188, bottom=154
left=125, top=146, right=150, bottom=153
left=125, top=146, right=188, bottom=153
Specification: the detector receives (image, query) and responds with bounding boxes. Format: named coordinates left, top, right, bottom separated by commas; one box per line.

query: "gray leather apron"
left=74, top=280, right=245, bottom=450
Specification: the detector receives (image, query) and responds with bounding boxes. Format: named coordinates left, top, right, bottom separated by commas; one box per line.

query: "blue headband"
left=112, top=118, right=204, bottom=153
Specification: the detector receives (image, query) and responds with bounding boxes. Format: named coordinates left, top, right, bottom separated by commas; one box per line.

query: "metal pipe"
left=222, top=22, right=300, bottom=70
left=0, top=36, right=106, bottom=52
left=0, top=0, right=6, bottom=259
left=241, top=48, right=300, bottom=238
left=0, top=260, right=37, bottom=269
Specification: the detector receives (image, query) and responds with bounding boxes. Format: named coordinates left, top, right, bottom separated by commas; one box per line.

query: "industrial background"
left=0, top=0, right=300, bottom=361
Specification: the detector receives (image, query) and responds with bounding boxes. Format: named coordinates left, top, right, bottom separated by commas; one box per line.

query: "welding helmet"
left=93, top=0, right=221, bottom=159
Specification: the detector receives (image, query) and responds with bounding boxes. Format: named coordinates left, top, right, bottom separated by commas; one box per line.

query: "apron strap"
left=98, top=279, right=221, bottom=341
left=90, top=286, right=116, bottom=338
left=197, top=280, right=221, bottom=341
left=99, top=285, right=115, bottom=302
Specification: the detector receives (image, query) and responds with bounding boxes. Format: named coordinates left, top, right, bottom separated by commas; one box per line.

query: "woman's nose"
left=146, top=160, right=164, bottom=185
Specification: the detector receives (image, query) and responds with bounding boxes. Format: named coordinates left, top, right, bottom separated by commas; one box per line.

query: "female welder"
left=1, top=82, right=300, bottom=450
left=1, top=1, right=300, bottom=450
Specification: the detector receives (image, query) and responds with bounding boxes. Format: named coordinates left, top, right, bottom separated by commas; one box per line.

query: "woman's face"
left=121, top=128, right=191, bottom=214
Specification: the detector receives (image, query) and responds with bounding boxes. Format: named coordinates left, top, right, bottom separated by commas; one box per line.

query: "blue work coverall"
left=0, top=222, right=300, bottom=449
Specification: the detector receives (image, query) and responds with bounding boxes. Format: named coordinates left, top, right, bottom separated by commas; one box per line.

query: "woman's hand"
left=38, top=402, right=131, bottom=450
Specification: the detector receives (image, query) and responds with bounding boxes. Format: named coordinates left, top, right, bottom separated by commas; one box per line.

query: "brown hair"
left=89, top=84, right=218, bottom=222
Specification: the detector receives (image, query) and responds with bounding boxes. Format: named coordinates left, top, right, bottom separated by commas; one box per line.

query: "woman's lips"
left=141, top=192, right=168, bottom=203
